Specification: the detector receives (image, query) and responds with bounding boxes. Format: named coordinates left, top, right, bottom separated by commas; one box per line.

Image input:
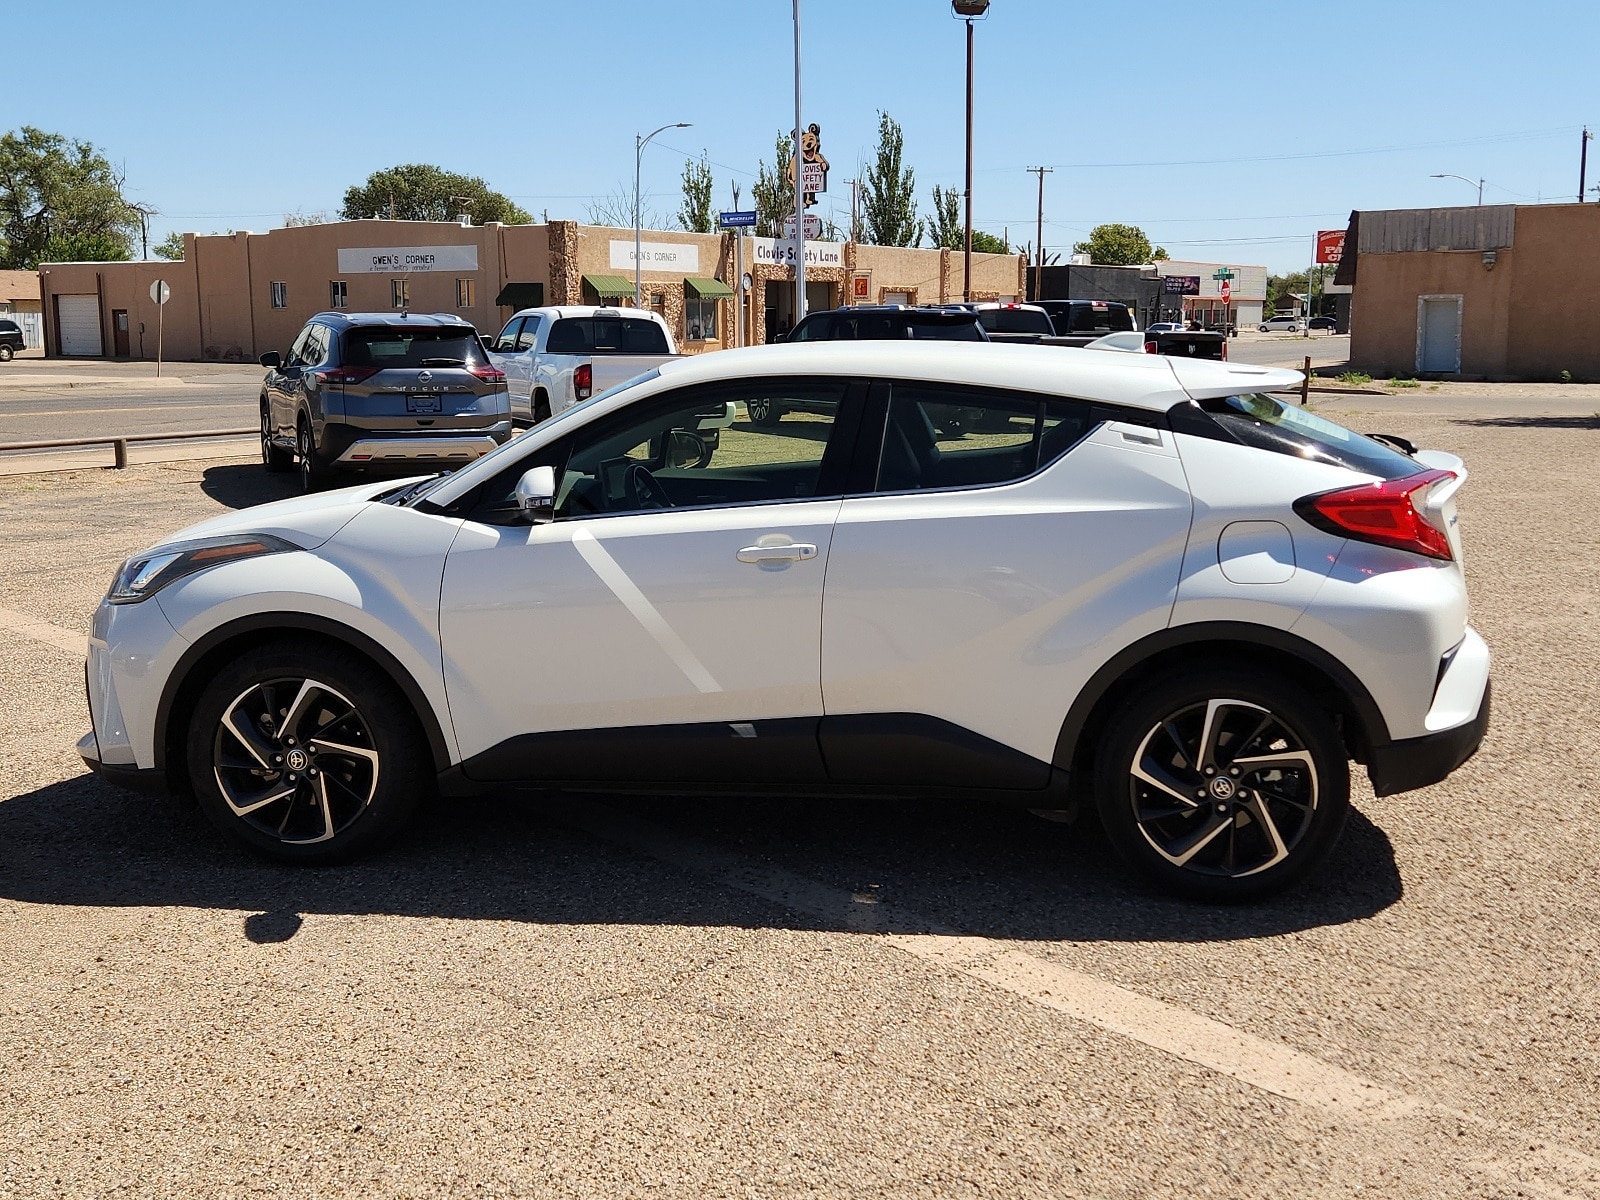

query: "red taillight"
left=1221, top=338, right=1228, bottom=361
left=1144, top=340, right=1159, bottom=354
left=1295, top=469, right=1456, bottom=561
left=468, top=363, right=506, bottom=384
left=574, top=363, right=592, bottom=399
left=319, top=366, right=377, bottom=385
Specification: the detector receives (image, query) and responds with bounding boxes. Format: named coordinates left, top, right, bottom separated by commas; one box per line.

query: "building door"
left=56, top=295, right=103, bottom=356
left=1419, top=296, right=1461, bottom=373
left=112, top=310, right=130, bottom=357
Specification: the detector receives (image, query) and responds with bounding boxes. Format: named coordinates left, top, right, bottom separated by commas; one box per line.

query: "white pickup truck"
left=486, top=305, right=680, bottom=425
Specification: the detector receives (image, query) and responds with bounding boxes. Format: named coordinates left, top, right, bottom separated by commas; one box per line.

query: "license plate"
left=405, top=393, right=442, bottom=413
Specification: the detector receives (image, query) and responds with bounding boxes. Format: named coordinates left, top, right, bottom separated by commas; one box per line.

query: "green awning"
left=582, top=273, right=634, bottom=299
left=495, top=282, right=544, bottom=308
left=684, top=276, right=735, bottom=300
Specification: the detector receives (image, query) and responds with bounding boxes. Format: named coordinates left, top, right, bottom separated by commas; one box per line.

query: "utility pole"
left=842, top=178, right=861, bottom=243
left=962, top=13, right=976, bottom=300
left=792, top=0, right=806, bottom=324
left=1026, top=166, right=1051, bottom=301
left=1582, top=128, right=1593, bottom=203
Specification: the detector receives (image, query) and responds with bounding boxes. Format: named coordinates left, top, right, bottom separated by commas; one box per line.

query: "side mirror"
left=514, top=465, right=557, bottom=524
left=772, top=332, right=787, bottom=343
left=259, top=351, right=282, bottom=369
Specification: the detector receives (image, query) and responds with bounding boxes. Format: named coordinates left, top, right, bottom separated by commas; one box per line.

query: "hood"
left=146, top=477, right=419, bottom=554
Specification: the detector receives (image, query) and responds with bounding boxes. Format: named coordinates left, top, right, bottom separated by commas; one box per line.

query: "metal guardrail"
left=0, top=428, right=255, bottom=469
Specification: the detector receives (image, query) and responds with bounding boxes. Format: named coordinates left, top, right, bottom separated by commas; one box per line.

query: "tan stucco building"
left=38, top=220, right=1025, bottom=362
left=1340, top=202, right=1600, bottom=380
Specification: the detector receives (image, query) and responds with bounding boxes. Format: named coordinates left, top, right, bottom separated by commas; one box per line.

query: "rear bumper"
left=1367, top=680, right=1490, bottom=797
left=335, top=433, right=503, bottom=464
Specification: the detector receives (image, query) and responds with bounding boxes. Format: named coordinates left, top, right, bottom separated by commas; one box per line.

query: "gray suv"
left=260, top=313, right=512, bottom=491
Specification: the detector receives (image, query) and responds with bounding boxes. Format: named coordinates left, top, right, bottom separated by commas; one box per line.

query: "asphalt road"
left=1225, top=331, right=1351, bottom=371
left=0, top=361, right=259, bottom=446
left=0, top=393, right=1597, bottom=1196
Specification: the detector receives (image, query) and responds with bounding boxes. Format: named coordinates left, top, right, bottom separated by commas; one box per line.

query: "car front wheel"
left=1093, top=669, right=1349, bottom=901
left=0, top=344, right=13, bottom=362
left=261, top=404, right=292, bottom=472
left=186, top=639, right=432, bottom=862
left=297, top=419, right=331, bottom=492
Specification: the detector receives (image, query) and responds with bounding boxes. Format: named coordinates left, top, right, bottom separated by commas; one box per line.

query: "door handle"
left=737, top=543, right=818, bottom=564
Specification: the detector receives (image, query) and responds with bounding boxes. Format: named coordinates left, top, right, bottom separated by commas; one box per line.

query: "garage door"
left=57, top=295, right=103, bottom=356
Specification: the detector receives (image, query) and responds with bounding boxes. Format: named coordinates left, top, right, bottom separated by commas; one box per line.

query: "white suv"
left=79, top=343, right=1489, bottom=901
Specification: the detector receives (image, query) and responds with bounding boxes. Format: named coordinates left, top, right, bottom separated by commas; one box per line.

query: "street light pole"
left=636, top=121, right=692, bottom=307
left=952, top=1, right=990, bottom=302
left=1430, top=173, right=1484, bottom=206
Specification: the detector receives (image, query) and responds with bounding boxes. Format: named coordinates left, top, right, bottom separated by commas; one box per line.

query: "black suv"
left=0, top=318, right=25, bottom=361
left=784, top=305, right=987, bottom=344
left=260, top=313, right=512, bottom=491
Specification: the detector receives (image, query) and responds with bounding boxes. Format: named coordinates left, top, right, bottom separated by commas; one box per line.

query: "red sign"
left=1220, top=280, right=1231, bottom=301
left=853, top=274, right=870, bottom=300
left=1316, top=229, right=1346, bottom=265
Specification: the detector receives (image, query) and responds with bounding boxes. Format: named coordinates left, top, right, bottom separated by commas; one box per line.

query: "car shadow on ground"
left=0, top=773, right=1402, bottom=944
left=1451, top=414, right=1600, bottom=430
left=198, top=464, right=302, bottom=510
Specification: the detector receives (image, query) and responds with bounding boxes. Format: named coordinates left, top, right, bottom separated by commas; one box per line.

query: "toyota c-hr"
left=80, top=343, right=1489, bottom=900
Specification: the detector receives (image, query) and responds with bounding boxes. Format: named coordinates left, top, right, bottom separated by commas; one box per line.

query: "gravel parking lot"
left=2, top=394, right=1598, bottom=1198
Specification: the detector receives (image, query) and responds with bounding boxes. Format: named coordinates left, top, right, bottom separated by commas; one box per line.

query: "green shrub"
left=1389, top=377, right=1420, bottom=389
left=1559, top=369, right=1573, bottom=383
left=1337, top=371, right=1373, bottom=385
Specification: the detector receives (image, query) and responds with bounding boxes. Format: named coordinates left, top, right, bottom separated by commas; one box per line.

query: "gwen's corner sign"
left=336, top=245, right=480, bottom=274
left=750, top=238, right=844, bottom=269
left=608, top=240, right=700, bottom=273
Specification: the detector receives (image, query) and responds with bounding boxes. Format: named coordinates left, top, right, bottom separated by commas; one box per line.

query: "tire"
left=261, top=403, right=292, bottom=473
left=1092, top=668, right=1349, bottom=902
left=1258, top=325, right=1269, bottom=333
left=533, top=390, right=552, bottom=424
left=746, top=396, right=781, bottom=426
left=297, top=418, right=332, bottom=492
left=0, top=344, right=13, bottom=362
left=185, top=638, right=433, bottom=863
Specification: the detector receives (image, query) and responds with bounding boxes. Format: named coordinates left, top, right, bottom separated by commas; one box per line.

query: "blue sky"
left=9, top=0, right=1596, bottom=272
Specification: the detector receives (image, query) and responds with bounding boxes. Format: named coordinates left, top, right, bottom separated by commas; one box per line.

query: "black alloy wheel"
left=186, top=639, right=431, bottom=862
left=745, top=397, right=781, bottom=426
left=1094, top=669, right=1349, bottom=901
left=261, top=404, right=292, bottom=472
left=297, top=419, right=329, bottom=492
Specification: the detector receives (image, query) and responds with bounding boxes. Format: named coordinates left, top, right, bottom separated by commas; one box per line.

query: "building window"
left=329, top=281, right=347, bottom=309
left=685, top=298, right=718, bottom=342
left=391, top=278, right=410, bottom=309
left=455, top=278, right=476, bottom=308
left=270, top=281, right=287, bottom=309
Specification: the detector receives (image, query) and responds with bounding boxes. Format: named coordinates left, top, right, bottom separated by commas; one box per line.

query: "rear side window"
left=345, top=327, right=485, bottom=368
left=975, top=308, right=1054, bottom=335
left=547, top=317, right=670, bottom=355
left=789, top=314, right=833, bottom=341
left=1062, top=304, right=1134, bottom=334
left=1200, top=394, right=1418, bottom=479
left=877, top=384, right=1095, bottom=493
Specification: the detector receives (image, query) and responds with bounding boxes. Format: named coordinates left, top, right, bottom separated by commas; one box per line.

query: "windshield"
left=345, top=327, right=485, bottom=368
left=1202, top=393, right=1418, bottom=479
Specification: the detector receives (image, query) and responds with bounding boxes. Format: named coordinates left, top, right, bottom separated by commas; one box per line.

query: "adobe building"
left=37, top=219, right=1025, bottom=362
left=1338, top=202, right=1600, bottom=379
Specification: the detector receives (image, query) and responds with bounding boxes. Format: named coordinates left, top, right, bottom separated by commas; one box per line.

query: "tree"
left=678, top=152, right=714, bottom=233
left=928, top=184, right=961, bottom=250
left=1072, top=223, right=1164, bottom=266
left=971, top=230, right=1010, bottom=254
left=0, top=126, right=139, bottom=268
left=283, top=209, right=327, bottom=227
left=153, top=231, right=185, bottom=260
left=862, top=112, right=920, bottom=247
left=585, top=182, right=668, bottom=231
left=752, top=132, right=794, bottom=239
left=340, top=164, right=530, bottom=225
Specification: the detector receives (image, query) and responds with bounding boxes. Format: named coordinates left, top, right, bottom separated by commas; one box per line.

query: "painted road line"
left=0, top=605, right=84, bottom=655
left=553, top=798, right=1600, bottom=1195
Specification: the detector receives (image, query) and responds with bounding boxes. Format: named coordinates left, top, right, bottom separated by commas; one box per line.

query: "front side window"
left=492, top=317, right=523, bottom=352
left=270, top=281, right=287, bottom=309
left=285, top=325, right=315, bottom=367
left=876, top=384, right=1094, bottom=493
left=329, top=281, right=348, bottom=309
left=514, top=317, right=541, bottom=351
left=551, top=382, right=850, bottom=519
left=390, top=278, right=410, bottom=309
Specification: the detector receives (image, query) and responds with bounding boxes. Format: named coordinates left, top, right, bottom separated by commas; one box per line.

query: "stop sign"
left=1220, top=280, right=1231, bottom=301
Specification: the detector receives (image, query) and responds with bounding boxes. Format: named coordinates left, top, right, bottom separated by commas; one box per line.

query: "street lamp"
left=636, top=121, right=692, bottom=306
left=1429, top=173, right=1484, bottom=206
left=953, top=0, right=990, bottom=302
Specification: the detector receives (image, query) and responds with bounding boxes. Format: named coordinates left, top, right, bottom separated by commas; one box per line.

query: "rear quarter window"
left=1199, top=393, right=1418, bottom=479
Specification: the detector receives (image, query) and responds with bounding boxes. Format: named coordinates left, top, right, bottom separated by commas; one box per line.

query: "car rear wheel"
left=0, top=344, right=13, bottom=362
left=185, top=639, right=432, bottom=863
left=746, top=397, right=781, bottom=426
left=1093, top=669, right=1349, bottom=901
left=261, top=404, right=292, bottom=472
left=297, top=418, right=331, bottom=492
left=533, top=390, right=551, bottom=424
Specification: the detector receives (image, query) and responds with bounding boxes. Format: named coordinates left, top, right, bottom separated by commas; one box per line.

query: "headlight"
left=107, top=534, right=296, bottom=604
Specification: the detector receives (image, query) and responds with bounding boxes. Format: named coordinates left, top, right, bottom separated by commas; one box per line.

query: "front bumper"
left=1367, top=680, right=1490, bottom=797
left=77, top=729, right=169, bottom=794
